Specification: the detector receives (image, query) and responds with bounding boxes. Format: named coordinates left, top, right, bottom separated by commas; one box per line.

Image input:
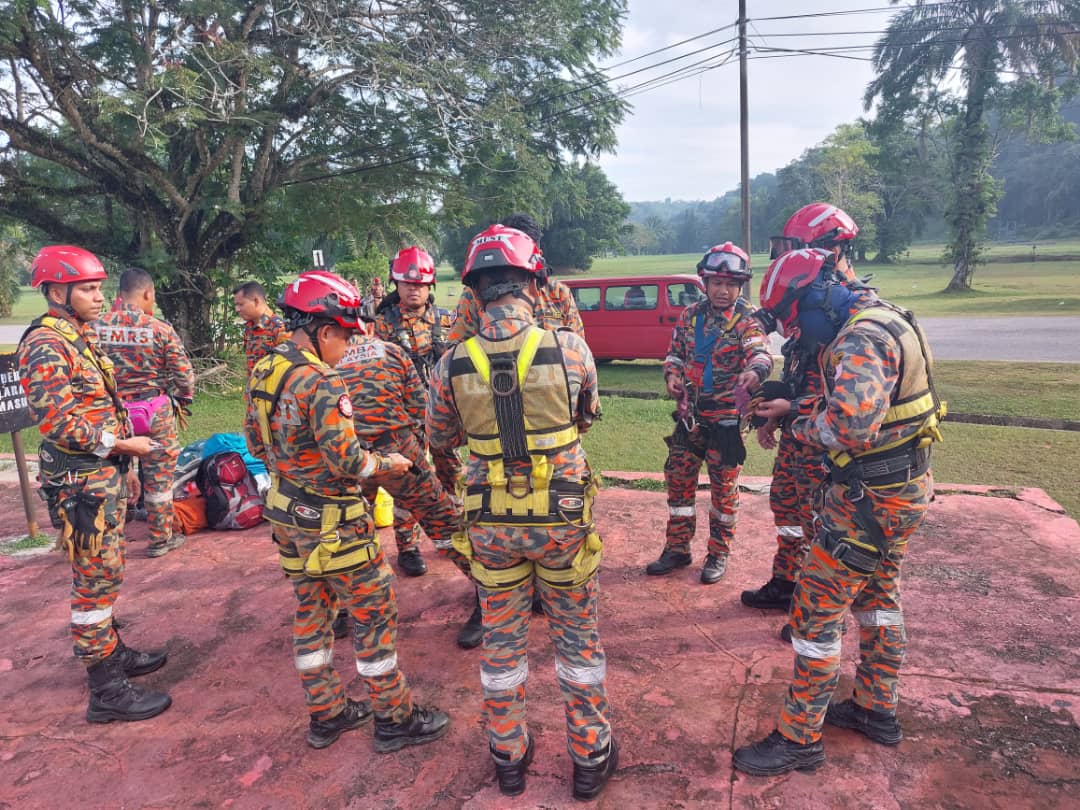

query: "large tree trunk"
left=157, top=269, right=218, bottom=358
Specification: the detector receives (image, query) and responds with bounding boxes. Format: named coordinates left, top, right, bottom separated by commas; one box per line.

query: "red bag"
left=196, top=452, right=264, bottom=530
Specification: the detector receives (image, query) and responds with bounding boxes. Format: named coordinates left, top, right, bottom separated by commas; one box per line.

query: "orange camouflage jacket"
left=335, top=335, right=426, bottom=442
left=97, top=303, right=195, bottom=402
left=243, top=312, right=288, bottom=375
left=447, top=279, right=584, bottom=343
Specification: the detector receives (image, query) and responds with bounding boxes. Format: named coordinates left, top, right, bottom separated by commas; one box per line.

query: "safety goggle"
left=769, top=236, right=803, bottom=261
left=699, top=251, right=747, bottom=274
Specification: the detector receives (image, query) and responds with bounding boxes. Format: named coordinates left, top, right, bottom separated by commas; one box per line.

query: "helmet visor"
left=769, top=236, right=802, bottom=261
left=700, top=251, right=747, bottom=275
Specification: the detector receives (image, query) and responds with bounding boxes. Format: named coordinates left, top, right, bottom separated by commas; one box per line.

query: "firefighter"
left=733, top=248, right=942, bottom=775
left=233, top=280, right=288, bottom=375
left=244, top=269, right=449, bottom=752
left=18, top=245, right=169, bottom=723
left=646, top=243, right=773, bottom=583
left=427, top=225, right=616, bottom=800
left=372, top=245, right=457, bottom=578
left=97, top=267, right=195, bottom=558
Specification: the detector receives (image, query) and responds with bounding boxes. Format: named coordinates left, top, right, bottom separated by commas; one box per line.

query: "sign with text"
left=0, top=352, right=33, bottom=434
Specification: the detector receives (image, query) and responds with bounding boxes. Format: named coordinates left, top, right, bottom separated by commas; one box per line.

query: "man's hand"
left=665, top=374, right=685, bottom=399
left=126, top=470, right=141, bottom=502
left=755, top=398, right=792, bottom=422
left=115, top=436, right=153, bottom=458
left=735, top=369, right=762, bottom=392
left=376, top=452, right=412, bottom=478
left=756, top=419, right=779, bottom=450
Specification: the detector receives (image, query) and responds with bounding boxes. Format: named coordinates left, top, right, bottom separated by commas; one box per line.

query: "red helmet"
left=697, top=242, right=751, bottom=280
left=390, top=246, right=436, bottom=285
left=30, top=245, right=107, bottom=288
left=759, top=248, right=832, bottom=336
left=462, top=224, right=544, bottom=288
left=769, top=203, right=858, bottom=260
left=279, top=270, right=363, bottom=330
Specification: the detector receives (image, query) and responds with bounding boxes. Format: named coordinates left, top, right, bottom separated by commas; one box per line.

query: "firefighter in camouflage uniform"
left=244, top=269, right=450, bottom=752
left=97, top=267, right=194, bottom=558
left=334, top=323, right=477, bottom=645
left=373, top=245, right=457, bottom=577
left=743, top=203, right=862, bottom=616
left=428, top=225, right=616, bottom=801
left=18, top=245, right=171, bottom=724
left=734, top=248, right=942, bottom=776
left=646, top=243, right=772, bottom=584
left=234, top=280, right=289, bottom=374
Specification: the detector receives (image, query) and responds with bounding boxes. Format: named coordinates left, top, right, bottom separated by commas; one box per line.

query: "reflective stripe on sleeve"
left=71, top=606, right=113, bottom=625
left=356, top=653, right=398, bottom=678
left=852, top=609, right=903, bottom=627
left=295, top=647, right=333, bottom=671
left=480, top=660, right=529, bottom=692
left=358, top=452, right=377, bottom=479
left=555, top=659, right=606, bottom=686
left=791, top=634, right=842, bottom=659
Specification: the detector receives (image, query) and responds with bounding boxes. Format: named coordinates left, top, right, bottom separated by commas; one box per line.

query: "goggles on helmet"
left=700, top=251, right=748, bottom=275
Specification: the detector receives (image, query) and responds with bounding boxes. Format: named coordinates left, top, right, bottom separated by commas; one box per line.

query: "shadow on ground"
left=0, top=474, right=1077, bottom=809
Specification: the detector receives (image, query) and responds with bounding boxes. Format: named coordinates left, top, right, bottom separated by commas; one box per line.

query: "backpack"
left=196, top=452, right=264, bottom=530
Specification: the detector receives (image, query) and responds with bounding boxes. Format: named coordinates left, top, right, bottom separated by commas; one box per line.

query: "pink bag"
left=124, top=393, right=171, bottom=436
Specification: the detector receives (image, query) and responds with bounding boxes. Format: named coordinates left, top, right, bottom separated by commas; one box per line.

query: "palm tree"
left=865, top=1, right=1080, bottom=290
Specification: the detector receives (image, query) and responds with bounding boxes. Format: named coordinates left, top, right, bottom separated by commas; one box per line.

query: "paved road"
left=4, top=317, right=1080, bottom=361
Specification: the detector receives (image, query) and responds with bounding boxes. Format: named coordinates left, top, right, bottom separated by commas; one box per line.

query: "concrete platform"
left=0, top=474, right=1078, bottom=809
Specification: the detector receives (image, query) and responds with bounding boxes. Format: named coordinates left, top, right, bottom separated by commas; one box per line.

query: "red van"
left=561, top=274, right=706, bottom=361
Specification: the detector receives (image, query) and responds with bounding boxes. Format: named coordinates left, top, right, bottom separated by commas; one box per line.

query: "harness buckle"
left=507, top=475, right=531, bottom=500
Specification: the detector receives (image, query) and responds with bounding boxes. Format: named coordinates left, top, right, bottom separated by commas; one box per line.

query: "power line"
left=747, top=3, right=957, bottom=23
left=599, top=23, right=737, bottom=72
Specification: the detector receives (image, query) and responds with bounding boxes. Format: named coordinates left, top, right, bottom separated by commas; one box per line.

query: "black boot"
left=306, top=698, right=373, bottom=749
left=373, top=704, right=451, bottom=753
left=700, top=553, right=728, bottom=584
left=86, top=650, right=171, bottom=723
left=493, top=735, right=535, bottom=797
left=741, top=576, right=797, bottom=610
left=645, top=549, right=692, bottom=576
left=779, top=623, right=793, bottom=643
left=732, top=730, right=825, bottom=776
left=332, top=609, right=350, bottom=640
left=113, top=632, right=167, bottom=678
left=572, top=737, right=619, bottom=801
left=825, top=698, right=903, bottom=745
left=456, top=590, right=483, bottom=650
left=397, top=548, right=427, bottom=577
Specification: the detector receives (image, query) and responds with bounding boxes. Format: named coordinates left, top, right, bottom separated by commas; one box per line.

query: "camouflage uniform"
left=777, top=297, right=935, bottom=745
left=447, top=279, right=585, bottom=343
left=244, top=341, right=415, bottom=726
left=19, top=307, right=133, bottom=665
left=335, top=336, right=468, bottom=574
left=374, top=298, right=461, bottom=501
left=768, top=340, right=828, bottom=582
left=242, top=311, right=288, bottom=375
left=97, top=303, right=194, bottom=550
left=661, top=300, right=772, bottom=559
left=427, top=301, right=609, bottom=767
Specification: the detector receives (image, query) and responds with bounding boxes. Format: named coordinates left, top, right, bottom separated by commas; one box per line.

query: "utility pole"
left=738, top=0, right=751, bottom=267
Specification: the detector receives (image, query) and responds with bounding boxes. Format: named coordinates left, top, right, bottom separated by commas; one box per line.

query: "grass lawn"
left=0, top=287, right=40, bottom=325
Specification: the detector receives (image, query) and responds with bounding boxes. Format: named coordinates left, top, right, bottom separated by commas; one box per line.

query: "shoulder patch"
left=340, top=341, right=386, bottom=365
left=337, top=394, right=353, bottom=418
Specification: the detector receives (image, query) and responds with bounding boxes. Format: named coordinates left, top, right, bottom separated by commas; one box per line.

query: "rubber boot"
left=86, top=649, right=172, bottom=723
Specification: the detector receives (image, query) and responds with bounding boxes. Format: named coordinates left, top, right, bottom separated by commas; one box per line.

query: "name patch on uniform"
left=338, top=394, right=354, bottom=418
left=340, top=342, right=386, bottom=365
left=97, top=326, right=154, bottom=347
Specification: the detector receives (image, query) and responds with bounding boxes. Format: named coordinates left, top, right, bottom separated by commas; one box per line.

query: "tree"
left=0, top=0, right=627, bottom=353
left=543, top=162, right=630, bottom=271
left=865, top=0, right=1080, bottom=290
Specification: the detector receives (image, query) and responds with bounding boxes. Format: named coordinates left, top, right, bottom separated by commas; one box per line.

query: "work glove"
left=57, top=491, right=106, bottom=559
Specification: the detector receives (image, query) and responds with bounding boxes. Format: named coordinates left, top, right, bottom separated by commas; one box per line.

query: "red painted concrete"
left=0, top=474, right=1078, bottom=809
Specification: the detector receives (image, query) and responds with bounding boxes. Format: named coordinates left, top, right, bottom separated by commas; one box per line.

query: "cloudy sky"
left=596, top=0, right=903, bottom=202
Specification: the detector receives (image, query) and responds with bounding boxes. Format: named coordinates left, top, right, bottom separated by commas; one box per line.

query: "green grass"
left=0, top=533, right=52, bottom=554
left=0, top=286, right=39, bottom=325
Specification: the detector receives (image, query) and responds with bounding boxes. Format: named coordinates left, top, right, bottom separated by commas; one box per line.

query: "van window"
left=606, top=284, right=658, bottom=311
left=570, top=286, right=602, bottom=312
left=667, top=282, right=705, bottom=308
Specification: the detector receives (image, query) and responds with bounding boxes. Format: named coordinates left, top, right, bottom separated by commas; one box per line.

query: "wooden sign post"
left=0, top=352, right=39, bottom=538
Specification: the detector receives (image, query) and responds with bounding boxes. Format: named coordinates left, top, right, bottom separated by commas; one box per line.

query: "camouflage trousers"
left=273, top=523, right=413, bottom=724
left=768, top=434, right=826, bottom=582
left=663, top=442, right=742, bottom=557
left=361, top=430, right=469, bottom=576
left=778, top=473, right=933, bottom=744
left=139, top=400, right=180, bottom=547
left=471, top=523, right=611, bottom=766
left=57, top=464, right=128, bottom=665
